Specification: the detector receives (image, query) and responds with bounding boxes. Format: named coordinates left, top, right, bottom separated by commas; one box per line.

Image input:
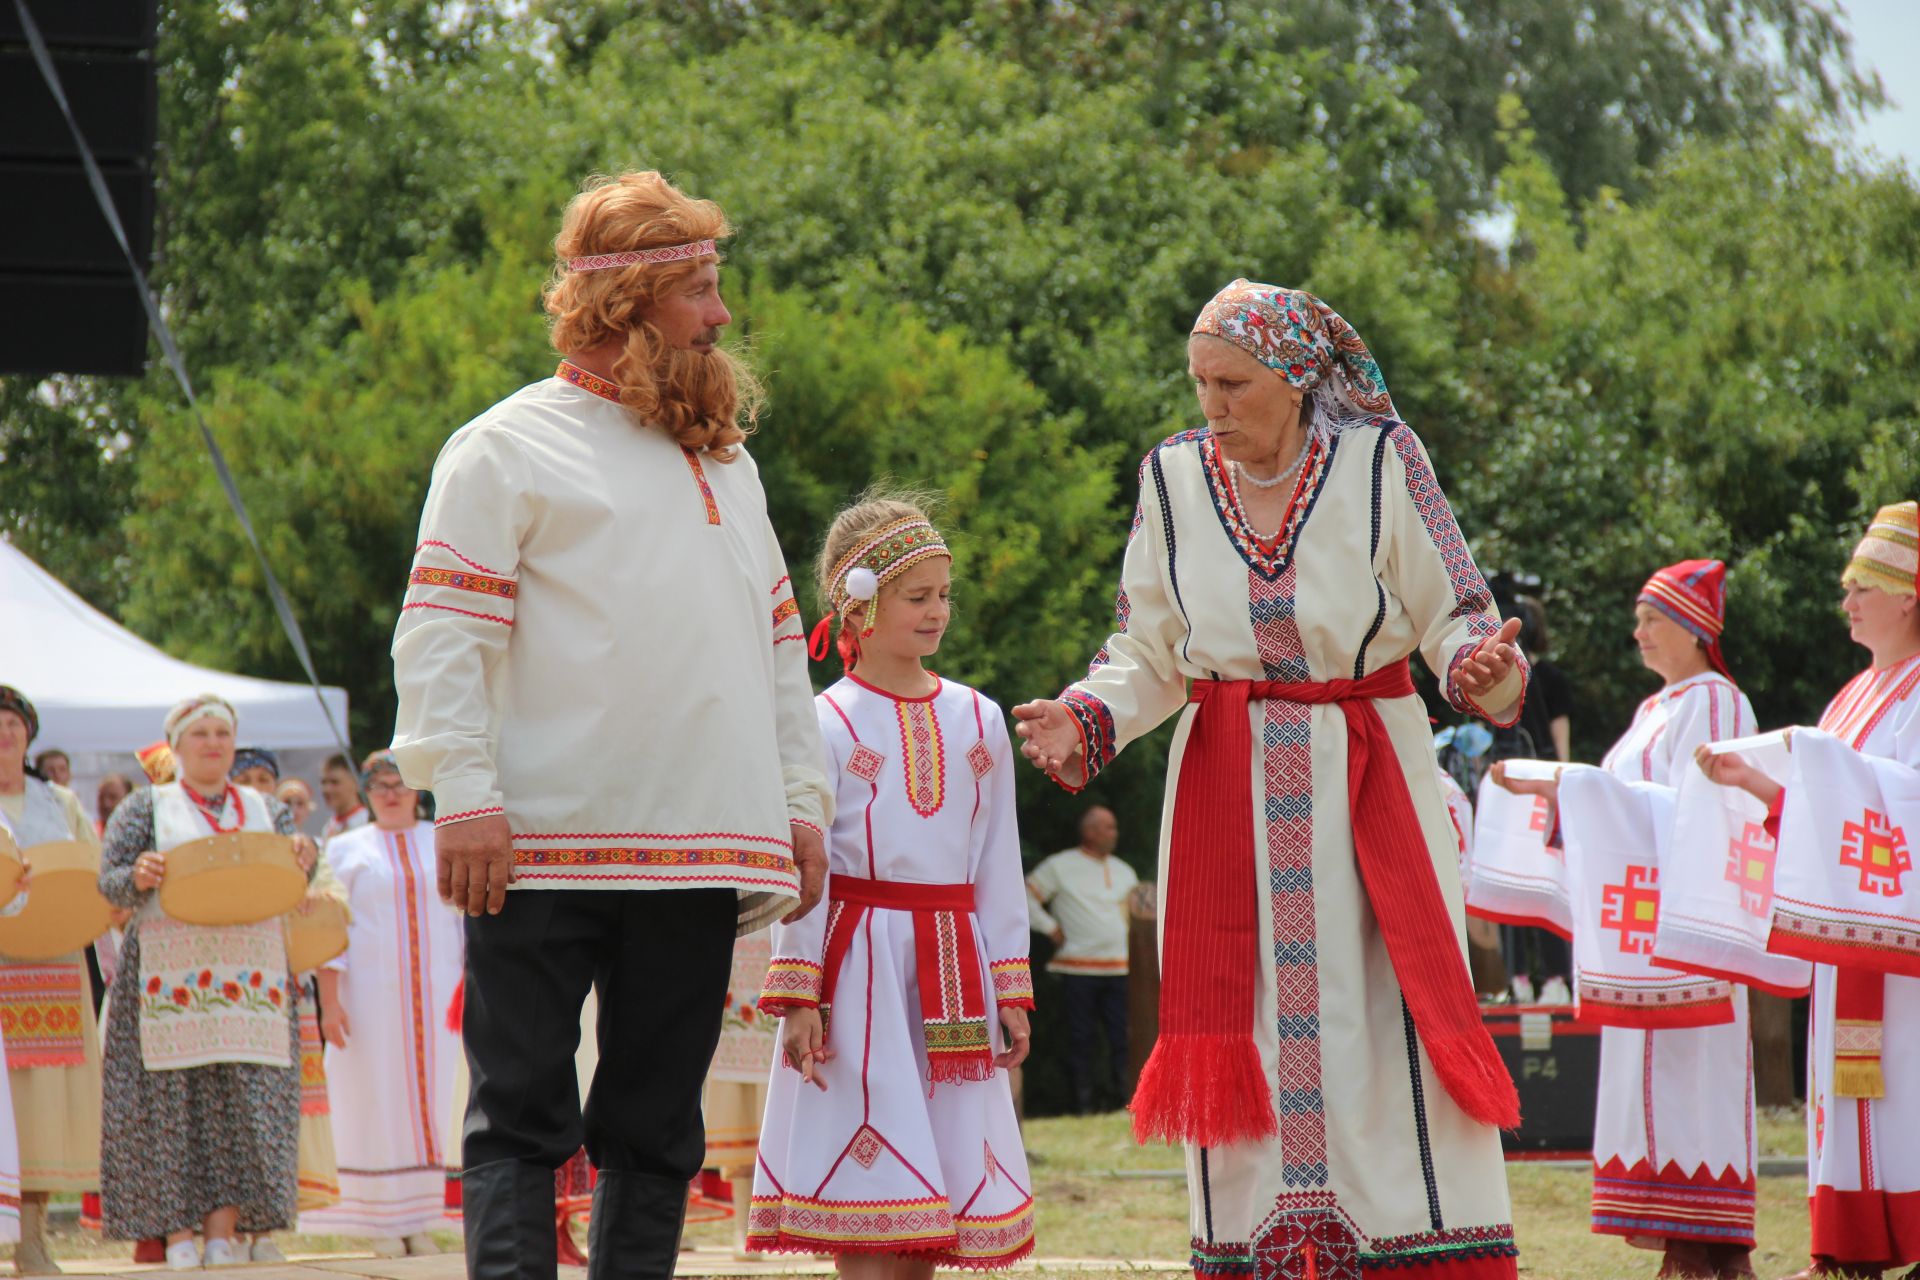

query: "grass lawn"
left=43, top=1108, right=1818, bottom=1277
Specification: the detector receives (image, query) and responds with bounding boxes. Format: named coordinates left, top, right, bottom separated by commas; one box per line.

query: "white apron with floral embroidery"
left=137, top=783, right=293, bottom=1071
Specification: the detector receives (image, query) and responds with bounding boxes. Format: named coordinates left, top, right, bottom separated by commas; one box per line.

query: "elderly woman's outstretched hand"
left=1452, top=616, right=1525, bottom=702
left=1011, top=699, right=1087, bottom=790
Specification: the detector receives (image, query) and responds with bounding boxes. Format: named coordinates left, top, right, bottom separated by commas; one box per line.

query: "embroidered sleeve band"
left=990, top=958, right=1036, bottom=1009
left=760, top=958, right=825, bottom=1012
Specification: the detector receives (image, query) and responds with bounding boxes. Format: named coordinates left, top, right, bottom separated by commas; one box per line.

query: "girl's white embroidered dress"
left=300, top=821, right=463, bottom=1238
left=1578, top=672, right=1757, bottom=1245
left=749, top=676, right=1036, bottom=1269
left=1778, top=654, right=1920, bottom=1263
left=1059, top=423, right=1525, bottom=1278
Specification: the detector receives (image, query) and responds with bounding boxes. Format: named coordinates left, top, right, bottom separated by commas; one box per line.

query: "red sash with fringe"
left=1131, top=660, right=1519, bottom=1147
left=821, top=876, right=993, bottom=1085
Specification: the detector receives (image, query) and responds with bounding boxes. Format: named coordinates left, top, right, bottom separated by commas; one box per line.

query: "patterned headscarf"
left=359, top=749, right=404, bottom=788
left=0, top=686, right=38, bottom=745
left=1842, top=501, right=1919, bottom=597
left=135, top=741, right=177, bottom=785
left=164, top=693, right=237, bottom=748
left=808, top=516, right=951, bottom=669
left=230, top=746, right=280, bottom=782
left=1638, top=559, right=1731, bottom=680
left=1191, top=280, right=1397, bottom=431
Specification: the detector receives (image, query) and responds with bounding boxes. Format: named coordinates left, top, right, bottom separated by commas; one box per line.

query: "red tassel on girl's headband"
left=807, top=613, right=835, bottom=662
left=836, top=622, right=861, bottom=671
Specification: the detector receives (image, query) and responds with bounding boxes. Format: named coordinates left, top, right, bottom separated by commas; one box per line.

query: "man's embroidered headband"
left=808, top=517, right=951, bottom=662
left=567, top=239, right=718, bottom=273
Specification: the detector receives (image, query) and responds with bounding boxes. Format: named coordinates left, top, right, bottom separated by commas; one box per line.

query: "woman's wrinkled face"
left=176, top=717, right=236, bottom=784
left=1843, top=582, right=1920, bottom=655
left=1631, top=604, right=1705, bottom=682
left=1189, top=335, right=1304, bottom=467
left=232, top=765, right=277, bottom=793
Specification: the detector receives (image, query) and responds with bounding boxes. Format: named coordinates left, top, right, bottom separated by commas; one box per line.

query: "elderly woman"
left=1013, top=281, right=1526, bottom=1278
left=97, top=694, right=318, bottom=1269
left=301, top=751, right=462, bottom=1257
left=0, top=684, right=105, bottom=1274
left=1704, top=502, right=1920, bottom=1280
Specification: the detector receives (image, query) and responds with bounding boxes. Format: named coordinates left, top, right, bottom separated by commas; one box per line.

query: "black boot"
left=463, top=1157, right=560, bottom=1280
left=585, top=1170, right=689, bottom=1280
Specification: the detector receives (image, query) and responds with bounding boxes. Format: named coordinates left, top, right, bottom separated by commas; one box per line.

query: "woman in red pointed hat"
left=1496, top=559, right=1760, bottom=1279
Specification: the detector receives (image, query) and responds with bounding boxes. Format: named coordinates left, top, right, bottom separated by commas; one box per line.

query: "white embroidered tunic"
left=749, top=676, right=1036, bottom=1268
left=1025, top=848, right=1139, bottom=975
left=300, top=821, right=462, bottom=1239
left=390, top=375, right=831, bottom=931
left=1574, top=672, right=1757, bottom=1246
left=1057, top=423, right=1525, bottom=1277
left=1777, top=652, right=1920, bottom=1263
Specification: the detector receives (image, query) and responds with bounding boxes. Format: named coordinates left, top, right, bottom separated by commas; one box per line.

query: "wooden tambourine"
left=285, top=896, right=349, bottom=974
left=0, top=839, right=112, bottom=961
left=0, top=826, right=23, bottom=913
left=159, top=831, right=305, bottom=926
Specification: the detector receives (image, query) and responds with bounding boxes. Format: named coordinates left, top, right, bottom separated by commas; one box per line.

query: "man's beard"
left=612, top=325, right=754, bottom=456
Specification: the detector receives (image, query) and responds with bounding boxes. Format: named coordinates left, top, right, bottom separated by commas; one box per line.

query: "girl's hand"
left=996, top=1006, right=1031, bottom=1070
left=321, top=1004, right=351, bottom=1049
left=1011, top=700, right=1087, bottom=788
left=781, top=1007, right=832, bottom=1091
left=132, top=850, right=166, bottom=892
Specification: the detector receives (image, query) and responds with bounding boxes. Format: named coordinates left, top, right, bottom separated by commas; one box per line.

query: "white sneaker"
left=1539, top=976, right=1573, bottom=1005
left=203, top=1236, right=245, bottom=1266
left=371, top=1237, right=408, bottom=1258
left=165, top=1239, right=202, bottom=1271
left=251, top=1236, right=287, bottom=1262
left=1510, top=974, right=1535, bottom=1004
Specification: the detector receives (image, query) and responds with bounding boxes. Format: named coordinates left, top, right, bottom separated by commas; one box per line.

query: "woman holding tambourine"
left=96, top=694, right=320, bottom=1269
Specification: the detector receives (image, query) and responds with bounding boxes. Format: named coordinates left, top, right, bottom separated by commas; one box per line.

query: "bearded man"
left=390, top=170, right=831, bottom=1280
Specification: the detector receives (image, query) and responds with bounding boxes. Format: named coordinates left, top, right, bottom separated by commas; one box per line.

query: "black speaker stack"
left=0, top=0, right=158, bottom=377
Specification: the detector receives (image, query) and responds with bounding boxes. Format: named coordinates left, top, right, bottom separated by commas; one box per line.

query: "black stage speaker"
left=0, top=0, right=158, bottom=377
left=1484, top=1004, right=1602, bottom=1157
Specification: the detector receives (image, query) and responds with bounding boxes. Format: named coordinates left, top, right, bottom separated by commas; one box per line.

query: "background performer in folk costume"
left=390, top=170, right=831, bottom=1280
left=96, top=695, right=319, bottom=1269
left=1013, top=280, right=1527, bottom=1280
left=751, top=494, right=1037, bottom=1275
left=300, top=751, right=461, bottom=1257
left=1704, top=502, right=1920, bottom=1280
left=1496, top=561, right=1760, bottom=1280
left=0, top=685, right=103, bottom=1275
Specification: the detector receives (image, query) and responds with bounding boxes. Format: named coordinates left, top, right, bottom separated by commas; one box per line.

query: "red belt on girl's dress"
left=820, top=876, right=994, bottom=1085
left=1131, top=657, right=1519, bottom=1147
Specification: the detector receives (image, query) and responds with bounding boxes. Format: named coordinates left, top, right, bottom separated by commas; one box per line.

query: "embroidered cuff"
left=436, top=805, right=504, bottom=828
left=1056, top=687, right=1117, bottom=792
left=428, top=773, right=504, bottom=824
left=1446, top=633, right=1528, bottom=729
left=788, top=818, right=824, bottom=838
left=990, top=958, right=1036, bottom=1009
left=759, top=958, right=824, bottom=1014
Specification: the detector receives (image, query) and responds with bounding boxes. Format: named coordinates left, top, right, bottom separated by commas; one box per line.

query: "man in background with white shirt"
left=1027, top=805, right=1138, bottom=1113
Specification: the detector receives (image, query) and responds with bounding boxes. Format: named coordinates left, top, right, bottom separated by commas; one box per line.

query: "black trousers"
left=1060, top=973, right=1130, bottom=1112
left=462, top=887, right=736, bottom=1175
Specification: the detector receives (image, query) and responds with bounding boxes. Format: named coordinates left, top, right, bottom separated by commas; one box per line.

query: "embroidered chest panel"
left=895, top=700, right=947, bottom=818
left=1198, top=432, right=1334, bottom=582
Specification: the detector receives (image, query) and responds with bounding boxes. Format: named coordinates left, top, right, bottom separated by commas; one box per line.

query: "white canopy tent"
left=1, top=537, right=350, bottom=822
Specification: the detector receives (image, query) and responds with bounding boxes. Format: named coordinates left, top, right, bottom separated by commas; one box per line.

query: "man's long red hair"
left=543, top=171, right=760, bottom=460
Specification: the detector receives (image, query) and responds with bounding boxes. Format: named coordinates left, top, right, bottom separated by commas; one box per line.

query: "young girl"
left=748, top=495, right=1037, bottom=1276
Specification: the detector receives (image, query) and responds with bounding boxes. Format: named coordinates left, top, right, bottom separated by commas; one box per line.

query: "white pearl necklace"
left=1233, top=436, right=1311, bottom=491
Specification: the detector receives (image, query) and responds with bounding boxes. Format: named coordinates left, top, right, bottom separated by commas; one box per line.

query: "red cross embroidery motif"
left=1840, top=809, right=1911, bottom=897
left=1527, top=797, right=1551, bottom=834
left=846, top=744, right=885, bottom=784
left=1600, top=864, right=1661, bottom=955
left=1723, top=821, right=1778, bottom=917
left=967, top=740, right=993, bottom=779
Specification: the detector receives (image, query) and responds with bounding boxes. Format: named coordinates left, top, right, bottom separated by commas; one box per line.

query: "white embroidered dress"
left=390, top=371, right=830, bottom=930
left=300, top=820, right=463, bottom=1238
left=1777, top=653, right=1920, bottom=1263
left=749, top=676, right=1036, bottom=1268
left=1057, top=424, right=1525, bottom=1278
left=1577, top=672, right=1757, bottom=1246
